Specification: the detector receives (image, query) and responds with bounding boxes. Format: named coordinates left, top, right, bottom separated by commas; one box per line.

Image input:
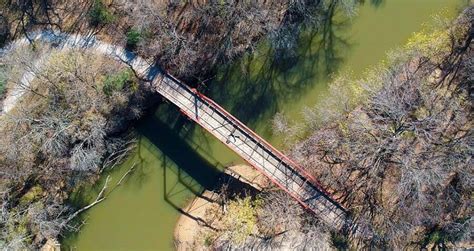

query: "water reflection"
left=358, top=0, right=385, bottom=8
left=64, top=0, right=465, bottom=249
left=204, top=0, right=353, bottom=130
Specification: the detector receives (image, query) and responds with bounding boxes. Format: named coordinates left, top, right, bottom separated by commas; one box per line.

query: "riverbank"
left=0, top=32, right=155, bottom=249
left=65, top=1, right=467, bottom=249
left=1, top=1, right=465, bottom=249
left=174, top=164, right=269, bottom=250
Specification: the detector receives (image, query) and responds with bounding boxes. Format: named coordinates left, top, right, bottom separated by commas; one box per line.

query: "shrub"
left=331, top=232, right=349, bottom=250
left=220, top=196, right=262, bottom=245
left=126, top=28, right=142, bottom=49
left=0, top=79, right=5, bottom=97
left=0, top=15, right=8, bottom=47
left=102, top=69, right=134, bottom=96
left=89, top=0, right=115, bottom=26
left=19, top=186, right=44, bottom=206
left=0, top=66, right=6, bottom=97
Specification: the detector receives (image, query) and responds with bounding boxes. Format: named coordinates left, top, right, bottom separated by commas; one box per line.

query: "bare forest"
left=0, top=0, right=337, bottom=249
left=288, top=7, right=473, bottom=249
left=0, top=0, right=329, bottom=80
left=176, top=7, right=473, bottom=250
left=0, top=0, right=472, bottom=250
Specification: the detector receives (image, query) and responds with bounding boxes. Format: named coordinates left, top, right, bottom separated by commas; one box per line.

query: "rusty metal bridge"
left=152, top=73, right=347, bottom=229
left=4, top=31, right=347, bottom=229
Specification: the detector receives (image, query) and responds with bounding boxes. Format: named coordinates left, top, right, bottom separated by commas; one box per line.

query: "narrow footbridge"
left=152, top=73, right=347, bottom=228
left=6, top=31, right=346, bottom=229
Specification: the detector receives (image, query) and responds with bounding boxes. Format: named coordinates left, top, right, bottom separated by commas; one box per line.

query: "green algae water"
left=63, top=1, right=466, bottom=250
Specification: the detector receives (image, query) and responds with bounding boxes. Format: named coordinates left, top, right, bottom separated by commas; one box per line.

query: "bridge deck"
left=7, top=31, right=346, bottom=229
left=152, top=73, right=346, bottom=228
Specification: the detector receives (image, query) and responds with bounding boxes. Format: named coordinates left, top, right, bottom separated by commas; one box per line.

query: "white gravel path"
left=0, top=30, right=160, bottom=115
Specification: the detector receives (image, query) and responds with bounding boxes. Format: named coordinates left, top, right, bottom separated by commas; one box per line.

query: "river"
left=62, top=1, right=466, bottom=250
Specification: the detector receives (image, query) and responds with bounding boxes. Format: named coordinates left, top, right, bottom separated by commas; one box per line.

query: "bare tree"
left=292, top=7, right=473, bottom=249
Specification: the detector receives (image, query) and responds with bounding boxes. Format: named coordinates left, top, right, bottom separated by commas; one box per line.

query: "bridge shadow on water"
left=127, top=1, right=357, bottom=219
left=135, top=108, right=258, bottom=217
left=105, top=0, right=395, bottom=228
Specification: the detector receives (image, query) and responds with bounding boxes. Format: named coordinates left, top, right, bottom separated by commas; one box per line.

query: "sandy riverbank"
left=173, top=164, right=269, bottom=250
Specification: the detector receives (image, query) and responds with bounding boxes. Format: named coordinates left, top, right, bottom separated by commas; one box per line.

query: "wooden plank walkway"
left=3, top=31, right=347, bottom=229
left=152, top=73, right=347, bottom=229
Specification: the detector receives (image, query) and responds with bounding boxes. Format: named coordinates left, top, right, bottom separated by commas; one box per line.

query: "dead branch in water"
left=62, top=175, right=111, bottom=227
left=116, top=162, right=137, bottom=186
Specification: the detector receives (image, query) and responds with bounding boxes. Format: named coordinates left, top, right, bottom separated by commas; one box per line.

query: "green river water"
left=63, top=1, right=466, bottom=250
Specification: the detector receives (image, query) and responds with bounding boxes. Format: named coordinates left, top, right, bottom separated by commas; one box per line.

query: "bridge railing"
left=154, top=73, right=348, bottom=227
left=161, top=73, right=346, bottom=212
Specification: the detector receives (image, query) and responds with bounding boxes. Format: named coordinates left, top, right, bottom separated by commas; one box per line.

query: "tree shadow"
left=3, top=0, right=96, bottom=43
left=203, top=0, right=353, bottom=129
left=358, top=0, right=385, bottom=8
